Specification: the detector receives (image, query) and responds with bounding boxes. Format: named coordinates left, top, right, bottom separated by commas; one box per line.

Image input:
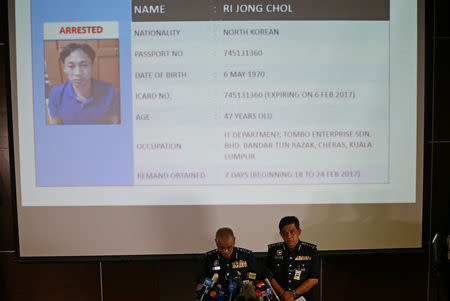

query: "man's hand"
left=282, top=291, right=294, bottom=301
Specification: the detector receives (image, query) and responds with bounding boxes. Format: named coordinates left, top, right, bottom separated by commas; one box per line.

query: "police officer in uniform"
left=266, top=216, right=319, bottom=301
left=199, top=227, right=257, bottom=286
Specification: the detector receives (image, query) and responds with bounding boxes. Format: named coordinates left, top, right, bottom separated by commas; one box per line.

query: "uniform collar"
left=283, top=241, right=301, bottom=253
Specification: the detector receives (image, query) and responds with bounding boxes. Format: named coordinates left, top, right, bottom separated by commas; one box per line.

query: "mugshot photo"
left=44, top=39, right=121, bottom=125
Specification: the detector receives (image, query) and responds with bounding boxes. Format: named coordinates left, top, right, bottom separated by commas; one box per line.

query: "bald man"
left=198, top=227, right=258, bottom=286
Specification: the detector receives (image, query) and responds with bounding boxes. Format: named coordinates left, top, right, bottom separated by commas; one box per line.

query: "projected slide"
left=35, top=0, right=388, bottom=185
left=17, top=0, right=416, bottom=205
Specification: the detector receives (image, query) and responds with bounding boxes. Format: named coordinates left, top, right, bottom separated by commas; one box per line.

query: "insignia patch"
left=206, top=249, right=218, bottom=256
left=236, top=247, right=251, bottom=254
left=213, top=259, right=219, bottom=266
left=232, top=260, right=248, bottom=269
left=268, top=242, right=283, bottom=248
left=276, top=249, right=283, bottom=256
left=300, top=241, right=317, bottom=249
left=295, top=256, right=311, bottom=261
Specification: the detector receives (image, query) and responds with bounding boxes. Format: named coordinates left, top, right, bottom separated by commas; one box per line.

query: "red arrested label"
left=44, top=22, right=118, bottom=40
left=59, top=25, right=104, bottom=34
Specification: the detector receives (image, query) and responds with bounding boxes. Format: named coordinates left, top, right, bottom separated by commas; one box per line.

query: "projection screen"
left=8, top=0, right=424, bottom=257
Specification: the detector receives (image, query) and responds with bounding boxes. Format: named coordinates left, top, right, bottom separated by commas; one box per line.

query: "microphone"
left=255, top=287, right=271, bottom=300
left=196, top=283, right=205, bottom=293
left=234, top=269, right=242, bottom=279
left=264, top=278, right=280, bottom=301
left=255, top=288, right=263, bottom=298
left=218, top=287, right=228, bottom=301
left=236, top=282, right=257, bottom=301
left=228, top=281, right=238, bottom=301
left=200, top=273, right=219, bottom=301
left=228, top=268, right=243, bottom=301
left=254, top=282, right=268, bottom=300
left=247, top=272, right=257, bottom=281
left=209, top=289, right=218, bottom=299
left=195, top=282, right=207, bottom=301
left=210, top=283, right=222, bottom=300
left=212, top=273, right=219, bottom=284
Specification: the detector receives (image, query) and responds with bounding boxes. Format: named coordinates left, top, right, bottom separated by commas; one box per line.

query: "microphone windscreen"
left=228, top=281, right=238, bottom=295
left=212, top=273, right=219, bottom=283
left=241, top=283, right=257, bottom=300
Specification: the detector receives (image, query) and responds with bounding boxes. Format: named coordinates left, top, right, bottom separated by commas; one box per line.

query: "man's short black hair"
left=279, top=216, right=300, bottom=231
left=60, top=43, right=96, bottom=64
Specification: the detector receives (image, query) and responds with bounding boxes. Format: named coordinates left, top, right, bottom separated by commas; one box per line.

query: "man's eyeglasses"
left=217, top=246, right=234, bottom=252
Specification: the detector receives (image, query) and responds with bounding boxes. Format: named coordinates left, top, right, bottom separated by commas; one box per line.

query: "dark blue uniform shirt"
left=200, top=247, right=258, bottom=286
left=266, top=241, right=320, bottom=301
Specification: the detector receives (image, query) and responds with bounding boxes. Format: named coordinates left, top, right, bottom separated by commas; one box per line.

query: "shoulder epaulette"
left=235, top=247, right=252, bottom=254
left=205, top=249, right=218, bottom=256
left=268, top=242, right=283, bottom=248
left=300, top=241, right=317, bottom=249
